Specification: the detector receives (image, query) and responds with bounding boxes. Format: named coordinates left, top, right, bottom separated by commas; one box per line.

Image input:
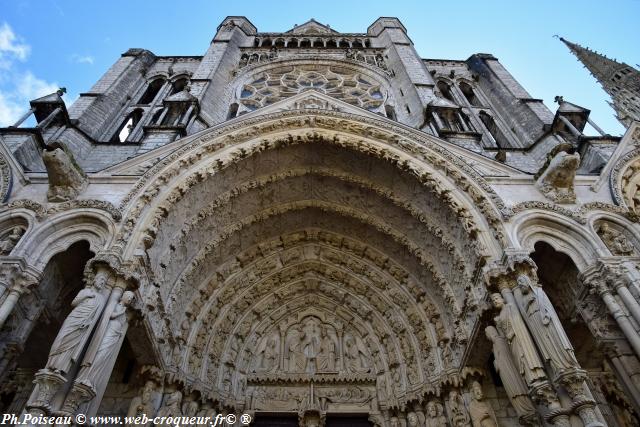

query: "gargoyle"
left=535, top=151, right=580, bottom=203
left=42, top=147, right=87, bottom=202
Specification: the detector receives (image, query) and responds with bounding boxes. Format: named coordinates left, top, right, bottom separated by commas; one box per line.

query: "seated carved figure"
left=0, top=226, right=24, bottom=255
left=598, top=223, right=635, bottom=256
left=536, top=151, right=580, bottom=203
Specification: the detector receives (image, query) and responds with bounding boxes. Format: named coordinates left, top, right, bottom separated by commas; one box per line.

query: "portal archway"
left=114, top=109, right=508, bottom=415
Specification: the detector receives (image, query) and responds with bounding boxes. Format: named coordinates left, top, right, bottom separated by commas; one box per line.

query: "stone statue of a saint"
left=76, top=291, right=134, bottom=389
left=0, top=227, right=24, bottom=255
left=156, top=391, right=183, bottom=427
left=425, top=401, right=439, bottom=427
left=491, top=293, right=546, bottom=387
left=439, top=339, right=454, bottom=367
left=126, top=380, right=157, bottom=426
left=286, top=327, right=303, bottom=372
left=407, top=411, right=420, bottom=427
left=468, top=381, right=498, bottom=427
left=513, top=276, right=580, bottom=375
left=344, top=334, right=369, bottom=373
left=598, top=223, right=635, bottom=256
left=318, top=326, right=336, bottom=371
left=301, top=317, right=321, bottom=374
left=485, top=326, right=537, bottom=423
left=45, top=272, right=109, bottom=375
left=258, top=336, right=278, bottom=372
left=449, top=389, right=471, bottom=427
left=181, top=397, right=199, bottom=426
left=436, top=402, right=447, bottom=426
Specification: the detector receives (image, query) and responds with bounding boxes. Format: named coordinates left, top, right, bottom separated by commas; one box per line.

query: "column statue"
left=468, top=381, right=498, bottom=427
left=75, top=291, right=134, bottom=389
left=485, top=326, right=537, bottom=424
left=45, top=271, right=109, bottom=375
left=491, top=293, right=546, bottom=386
left=513, top=275, right=580, bottom=376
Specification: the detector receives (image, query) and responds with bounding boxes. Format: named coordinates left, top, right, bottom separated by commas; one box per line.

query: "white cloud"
left=0, top=23, right=60, bottom=127
left=71, top=54, right=94, bottom=65
left=0, top=22, right=30, bottom=68
left=0, top=72, right=59, bottom=126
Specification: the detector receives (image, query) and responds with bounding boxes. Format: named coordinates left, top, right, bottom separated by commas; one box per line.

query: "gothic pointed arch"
left=108, top=106, right=512, bottom=410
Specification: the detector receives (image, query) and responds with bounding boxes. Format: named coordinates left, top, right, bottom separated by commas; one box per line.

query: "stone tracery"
left=237, top=65, right=387, bottom=115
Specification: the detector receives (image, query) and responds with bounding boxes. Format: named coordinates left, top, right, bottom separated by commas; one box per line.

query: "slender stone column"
left=609, top=354, right=640, bottom=411
left=592, top=280, right=640, bottom=359
left=0, top=272, right=36, bottom=329
left=61, top=284, right=135, bottom=417
left=22, top=265, right=114, bottom=424
left=613, top=279, right=640, bottom=326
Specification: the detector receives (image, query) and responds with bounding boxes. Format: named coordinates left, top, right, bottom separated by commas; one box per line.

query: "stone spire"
left=560, top=37, right=640, bottom=128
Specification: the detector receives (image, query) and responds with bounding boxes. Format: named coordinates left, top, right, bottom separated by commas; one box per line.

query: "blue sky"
left=0, top=0, right=638, bottom=135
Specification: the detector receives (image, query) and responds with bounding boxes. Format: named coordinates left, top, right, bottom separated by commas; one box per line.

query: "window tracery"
left=237, top=65, right=387, bottom=114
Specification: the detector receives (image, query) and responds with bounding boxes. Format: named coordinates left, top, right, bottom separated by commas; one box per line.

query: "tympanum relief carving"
left=252, top=315, right=371, bottom=376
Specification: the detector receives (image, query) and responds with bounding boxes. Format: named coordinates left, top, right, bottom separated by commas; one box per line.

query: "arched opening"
left=111, top=109, right=143, bottom=143
left=385, top=105, right=396, bottom=121
left=0, top=240, right=94, bottom=413
left=227, top=103, right=239, bottom=120
left=137, top=78, right=165, bottom=105
left=170, top=78, right=188, bottom=95
left=300, top=39, right=311, bottom=48
left=43, top=102, right=515, bottom=421
left=479, top=111, right=508, bottom=148
left=530, top=241, right=639, bottom=426
left=437, top=81, right=455, bottom=103
left=459, top=81, right=482, bottom=107
left=326, top=39, right=337, bottom=48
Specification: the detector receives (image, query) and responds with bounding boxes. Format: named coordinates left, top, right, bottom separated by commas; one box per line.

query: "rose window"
left=238, top=65, right=386, bottom=113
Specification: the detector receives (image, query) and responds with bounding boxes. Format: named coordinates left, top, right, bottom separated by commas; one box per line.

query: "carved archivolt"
left=611, top=128, right=640, bottom=212
left=115, top=109, right=509, bottom=409
left=147, top=229, right=474, bottom=407
left=620, top=155, right=640, bottom=214
left=119, top=119, right=504, bottom=258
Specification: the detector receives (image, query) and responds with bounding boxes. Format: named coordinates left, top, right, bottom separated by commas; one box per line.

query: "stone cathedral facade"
left=1, top=16, right=640, bottom=427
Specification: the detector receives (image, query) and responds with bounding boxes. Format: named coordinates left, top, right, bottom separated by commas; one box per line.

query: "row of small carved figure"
left=122, top=378, right=500, bottom=427
left=378, top=381, right=499, bottom=427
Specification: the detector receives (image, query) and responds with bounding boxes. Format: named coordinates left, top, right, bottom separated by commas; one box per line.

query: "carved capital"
left=60, top=381, right=96, bottom=416
left=84, top=252, right=140, bottom=291
left=0, top=260, right=40, bottom=295
left=580, top=260, right=628, bottom=296
left=484, top=251, right=537, bottom=291
left=26, top=369, right=67, bottom=412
